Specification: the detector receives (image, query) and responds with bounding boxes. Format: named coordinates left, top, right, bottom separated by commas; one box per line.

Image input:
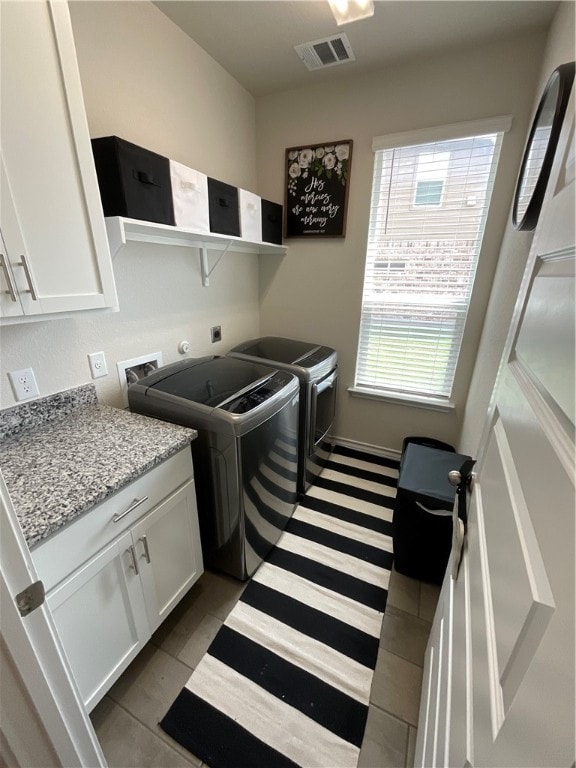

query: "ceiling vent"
left=294, top=33, right=355, bottom=71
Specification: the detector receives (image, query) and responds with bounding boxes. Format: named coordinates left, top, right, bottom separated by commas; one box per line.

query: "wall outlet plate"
left=88, top=351, right=108, bottom=379
left=8, top=368, right=40, bottom=401
left=211, top=325, right=222, bottom=343
left=117, top=352, right=163, bottom=407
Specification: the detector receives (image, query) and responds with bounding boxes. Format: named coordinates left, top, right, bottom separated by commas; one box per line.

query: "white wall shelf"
left=105, top=216, right=286, bottom=286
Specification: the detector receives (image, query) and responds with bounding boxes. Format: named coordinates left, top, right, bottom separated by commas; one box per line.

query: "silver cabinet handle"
left=112, top=495, right=149, bottom=523
left=139, top=535, right=151, bottom=564
left=17, top=254, right=38, bottom=301
left=0, top=253, right=17, bottom=302
left=126, top=544, right=139, bottom=575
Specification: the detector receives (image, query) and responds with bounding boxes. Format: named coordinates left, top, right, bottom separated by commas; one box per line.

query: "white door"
left=46, top=530, right=150, bottom=712
left=0, top=1, right=117, bottom=317
left=0, top=473, right=106, bottom=767
left=132, top=480, right=204, bottom=634
left=416, top=92, right=575, bottom=766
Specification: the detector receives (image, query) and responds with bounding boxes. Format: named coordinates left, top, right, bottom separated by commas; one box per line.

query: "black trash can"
left=393, top=441, right=471, bottom=585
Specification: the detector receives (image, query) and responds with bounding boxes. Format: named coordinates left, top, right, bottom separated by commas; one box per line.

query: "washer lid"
left=232, top=336, right=332, bottom=367
left=146, top=357, right=281, bottom=408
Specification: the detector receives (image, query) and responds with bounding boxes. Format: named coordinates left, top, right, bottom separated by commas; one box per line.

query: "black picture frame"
left=512, top=61, right=575, bottom=231
left=284, top=140, right=353, bottom=238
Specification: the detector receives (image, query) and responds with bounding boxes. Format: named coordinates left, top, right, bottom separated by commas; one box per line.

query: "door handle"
left=448, top=470, right=462, bottom=486
left=315, top=370, right=338, bottom=395
left=139, top=535, right=151, bottom=564
left=0, top=253, right=18, bottom=302
left=126, top=544, right=139, bottom=575
left=448, top=469, right=476, bottom=491
left=17, top=254, right=38, bottom=301
left=112, top=496, right=149, bottom=523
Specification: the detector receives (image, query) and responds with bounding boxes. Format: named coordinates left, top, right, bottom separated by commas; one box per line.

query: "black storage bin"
left=91, top=136, right=175, bottom=225
left=207, top=178, right=240, bottom=236
left=261, top=199, right=283, bottom=244
left=393, top=442, right=471, bottom=585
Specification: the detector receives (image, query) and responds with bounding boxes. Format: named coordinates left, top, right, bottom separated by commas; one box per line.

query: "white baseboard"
left=329, top=434, right=401, bottom=462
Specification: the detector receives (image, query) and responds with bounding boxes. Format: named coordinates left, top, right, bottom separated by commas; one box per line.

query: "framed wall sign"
left=285, top=140, right=353, bottom=238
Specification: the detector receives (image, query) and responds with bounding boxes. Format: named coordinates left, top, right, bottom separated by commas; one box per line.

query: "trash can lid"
left=398, top=443, right=472, bottom=508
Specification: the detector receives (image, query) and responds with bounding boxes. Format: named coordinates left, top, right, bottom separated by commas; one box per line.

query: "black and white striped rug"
left=160, top=445, right=399, bottom=768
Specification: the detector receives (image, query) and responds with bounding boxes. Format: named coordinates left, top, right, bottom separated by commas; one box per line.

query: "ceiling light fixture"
left=328, top=0, right=374, bottom=26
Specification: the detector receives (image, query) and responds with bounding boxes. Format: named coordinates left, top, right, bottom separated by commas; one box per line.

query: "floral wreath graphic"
left=287, top=143, right=350, bottom=198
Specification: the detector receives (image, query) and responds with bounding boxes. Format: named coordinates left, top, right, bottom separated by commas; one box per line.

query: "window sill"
left=348, top=386, right=455, bottom=413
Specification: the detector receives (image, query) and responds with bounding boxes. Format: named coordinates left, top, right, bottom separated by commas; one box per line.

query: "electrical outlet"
left=88, top=351, right=108, bottom=379
left=211, top=325, right=222, bottom=343
left=8, top=368, right=40, bottom=401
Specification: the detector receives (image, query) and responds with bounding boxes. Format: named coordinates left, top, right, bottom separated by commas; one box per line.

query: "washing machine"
left=228, top=337, right=337, bottom=496
left=128, top=356, right=299, bottom=580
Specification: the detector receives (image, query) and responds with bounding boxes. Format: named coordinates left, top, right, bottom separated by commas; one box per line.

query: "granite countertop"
left=0, top=384, right=196, bottom=548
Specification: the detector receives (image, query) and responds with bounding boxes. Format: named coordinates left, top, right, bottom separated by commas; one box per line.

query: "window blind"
left=355, top=131, right=504, bottom=400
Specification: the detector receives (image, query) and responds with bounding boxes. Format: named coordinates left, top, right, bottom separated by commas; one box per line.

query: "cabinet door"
left=0, top=1, right=117, bottom=318
left=46, top=531, right=149, bottom=712
left=131, top=480, right=204, bottom=635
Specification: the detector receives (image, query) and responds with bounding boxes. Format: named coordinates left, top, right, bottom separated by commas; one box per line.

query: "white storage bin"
left=239, top=189, right=262, bottom=242
left=170, top=160, right=209, bottom=231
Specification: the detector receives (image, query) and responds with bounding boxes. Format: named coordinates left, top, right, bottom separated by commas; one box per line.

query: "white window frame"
left=351, top=115, right=512, bottom=410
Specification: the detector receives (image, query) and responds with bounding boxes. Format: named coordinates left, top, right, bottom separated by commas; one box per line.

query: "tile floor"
left=90, top=566, right=439, bottom=768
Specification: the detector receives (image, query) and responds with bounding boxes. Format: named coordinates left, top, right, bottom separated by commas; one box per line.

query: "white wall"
left=458, top=1, right=576, bottom=457
left=255, top=32, right=547, bottom=452
left=1, top=1, right=566, bottom=453
left=0, top=1, right=260, bottom=410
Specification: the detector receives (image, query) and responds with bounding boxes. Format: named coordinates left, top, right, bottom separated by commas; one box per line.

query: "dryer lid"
left=232, top=336, right=332, bottom=367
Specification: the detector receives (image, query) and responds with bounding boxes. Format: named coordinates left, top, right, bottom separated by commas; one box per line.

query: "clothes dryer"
left=228, top=337, right=337, bottom=496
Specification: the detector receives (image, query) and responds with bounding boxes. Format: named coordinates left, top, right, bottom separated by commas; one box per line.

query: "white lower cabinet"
left=46, top=530, right=149, bottom=712
left=32, top=450, right=203, bottom=712
left=131, top=483, right=202, bottom=635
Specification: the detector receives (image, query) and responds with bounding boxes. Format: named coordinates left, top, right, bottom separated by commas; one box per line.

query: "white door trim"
left=0, top=472, right=106, bottom=767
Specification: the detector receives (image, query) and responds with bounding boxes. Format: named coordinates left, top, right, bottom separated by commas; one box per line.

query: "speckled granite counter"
left=0, top=384, right=197, bottom=548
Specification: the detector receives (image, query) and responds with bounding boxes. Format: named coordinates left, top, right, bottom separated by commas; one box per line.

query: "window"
left=414, top=179, right=444, bottom=206
left=354, top=117, right=510, bottom=405
left=413, top=151, right=450, bottom=207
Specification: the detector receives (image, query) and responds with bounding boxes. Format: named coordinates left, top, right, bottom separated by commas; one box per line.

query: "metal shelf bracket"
left=200, top=241, right=232, bottom=287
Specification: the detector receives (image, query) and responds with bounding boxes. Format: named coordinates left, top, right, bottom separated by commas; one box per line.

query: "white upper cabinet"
left=0, top=1, right=117, bottom=321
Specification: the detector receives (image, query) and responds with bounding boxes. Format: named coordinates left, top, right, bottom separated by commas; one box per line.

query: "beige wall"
left=1, top=1, right=567, bottom=454
left=459, top=0, right=576, bottom=457
left=255, top=32, right=546, bottom=452
left=0, top=1, right=260, bottom=410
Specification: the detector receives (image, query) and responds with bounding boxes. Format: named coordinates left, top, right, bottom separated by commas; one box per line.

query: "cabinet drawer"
left=33, top=447, right=193, bottom=592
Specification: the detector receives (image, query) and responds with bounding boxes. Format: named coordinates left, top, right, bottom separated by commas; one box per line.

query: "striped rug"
left=160, top=444, right=399, bottom=768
